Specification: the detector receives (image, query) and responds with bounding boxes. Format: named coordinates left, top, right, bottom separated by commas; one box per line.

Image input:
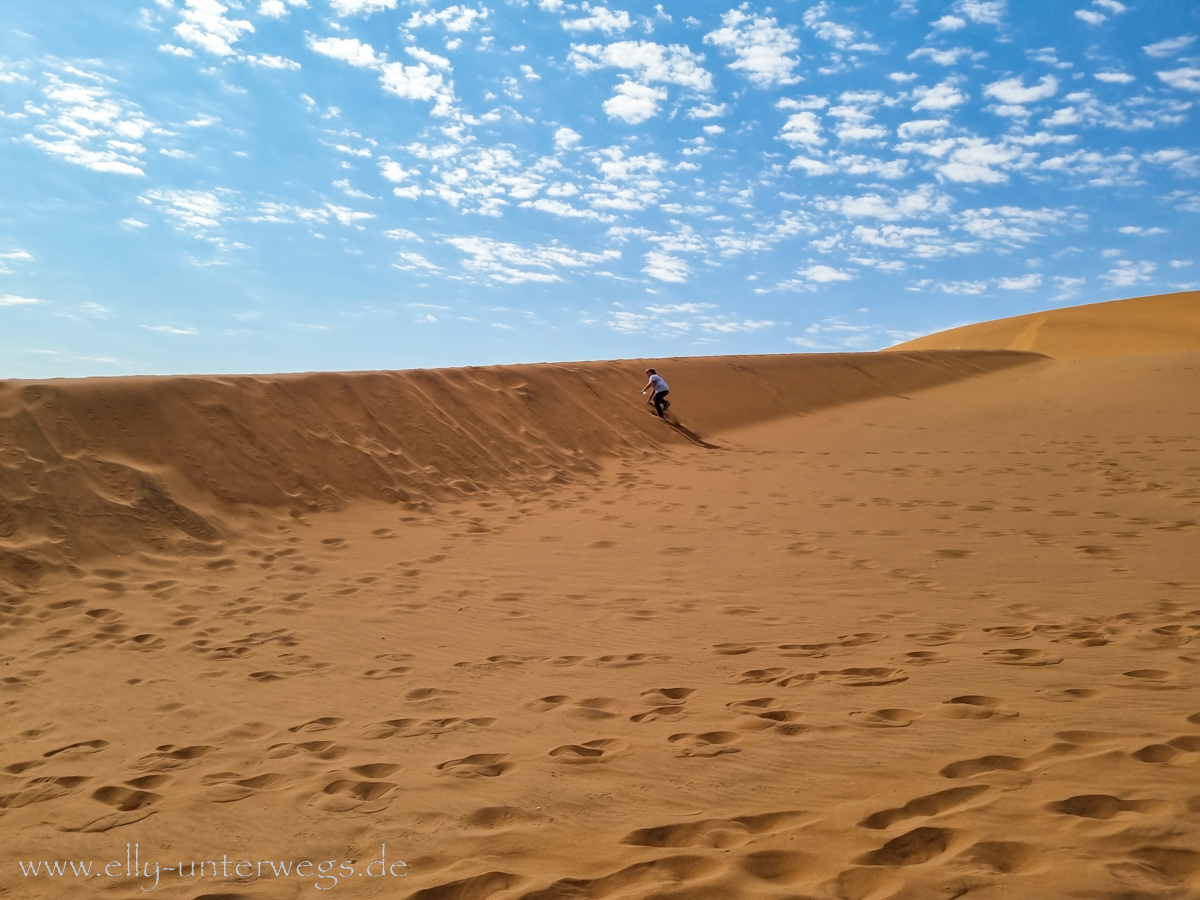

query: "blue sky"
left=1, top=0, right=1197, bottom=377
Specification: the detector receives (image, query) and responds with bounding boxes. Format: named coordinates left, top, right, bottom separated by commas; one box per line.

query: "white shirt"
left=648, top=374, right=668, bottom=392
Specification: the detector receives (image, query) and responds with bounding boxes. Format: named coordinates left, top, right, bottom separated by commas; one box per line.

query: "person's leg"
left=654, top=390, right=668, bottom=417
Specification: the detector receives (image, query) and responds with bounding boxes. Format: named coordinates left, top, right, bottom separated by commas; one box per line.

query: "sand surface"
left=1, top=301, right=1199, bottom=899
left=891, top=290, right=1200, bottom=359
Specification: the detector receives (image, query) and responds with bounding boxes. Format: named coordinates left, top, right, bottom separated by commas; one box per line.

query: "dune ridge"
left=888, top=290, right=1200, bottom=358
left=0, top=349, right=1036, bottom=585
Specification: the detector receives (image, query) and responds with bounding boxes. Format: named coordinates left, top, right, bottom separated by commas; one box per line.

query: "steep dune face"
left=889, top=291, right=1200, bottom=358
left=0, top=350, right=1036, bottom=585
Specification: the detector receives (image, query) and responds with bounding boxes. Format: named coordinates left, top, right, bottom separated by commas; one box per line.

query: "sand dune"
left=1, top=294, right=1199, bottom=900
left=0, top=349, right=1032, bottom=585
left=890, top=290, right=1200, bottom=358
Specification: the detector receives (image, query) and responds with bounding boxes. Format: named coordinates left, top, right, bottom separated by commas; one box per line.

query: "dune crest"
left=889, top=290, right=1200, bottom=358
left=0, top=350, right=1034, bottom=584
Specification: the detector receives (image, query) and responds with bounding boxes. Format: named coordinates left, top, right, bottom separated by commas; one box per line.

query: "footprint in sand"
left=362, top=717, right=496, bottom=739
left=892, top=650, right=948, bottom=666
left=0, top=775, right=92, bottom=810
left=312, top=778, right=398, bottom=811
left=1113, top=669, right=1180, bottom=689
left=818, top=667, right=909, bottom=687
left=549, top=738, right=628, bottom=763
left=739, top=849, right=816, bottom=885
left=905, top=630, right=963, bottom=646
left=92, top=785, right=162, bottom=812
left=43, top=739, right=109, bottom=758
left=202, top=772, right=290, bottom=803
left=983, top=648, right=1062, bottom=666
left=1035, top=687, right=1102, bottom=702
left=593, top=653, right=670, bottom=667
left=566, top=698, right=623, bottom=720
left=727, top=668, right=788, bottom=685
left=132, top=745, right=216, bottom=773
left=938, top=695, right=1018, bottom=719
left=1132, top=735, right=1200, bottom=763
left=1049, top=794, right=1169, bottom=819
left=640, top=687, right=695, bottom=705
left=856, top=826, right=961, bottom=866
left=954, top=841, right=1045, bottom=875
left=361, top=666, right=412, bottom=679
left=622, top=810, right=812, bottom=849
left=288, top=717, right=343, bottom=733
left=849, top=708, right=922, bottom=728
left=859, top=785, right=992, bottom=830
left=668, top=732, right=742, bottom=758
left=436, top=753, right=513, bottom=778
left=630, top=706, right=689, bottom=723
left=266, top=740, right=346, bottom=760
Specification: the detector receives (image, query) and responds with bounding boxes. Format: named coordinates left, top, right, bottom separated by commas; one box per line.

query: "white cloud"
left=704, top=9, right=801, bottom=88
left=1075, top=9, right=1107, bottom=25
left=897, top=118, right=948, bottom=139
left=1102, top=259, right=1156, bottom=287
left=25, top=71, right=160, bottom=177
left=1157, top=67, right=1200, bottom=93
left=932, top=15, right=966, bottom=30
left=800, top=264, right=853, bottom=282
left=938, top=138, right=1020, bottom=183
left=912, top=79, right=967, bottom=110
left=908, top=46, right=971, bottom=66
left=1094, top=71, right=1135, bottom=84
left=173, top=0, right=254, bottom=56
left=140, top=188, right=231, bottom=229
left=1142, top=148, right=1200, bottom=176
left=406, top=5, right=489, bottom=32
left=803, top=2, right=878, bottom=52
left=997, top=273, right=1042, bottom=290
left=824, top=183, right=953, bottom=221
left=984, top=74, right=1057, bottom=105
left=604, top=81, right=667, bottom=124
left=643, top=251, right=689, bottom=282
left=447, top=236, right=619, bottom=283
left=159, top=43, right=196, bottom=57
left=554, top=126, right=582, bottom=150
left=0, top=295, right=42, bottom=306
left=562, top=6, right=633, bottom=35
left=955, top=0, right=1006, bottom=25
left=379, top=158, right=416, bottom=182
left=568, top=41, right=713, bottom=91
left=258, top=0, right=306, bottom=16
left=393, top=251, right=441, bottom=271
left=407, top=46, right=452, bottom=70
left=308, top=36, right=382, bottom=67
left=1144, top=35, right=1196, bottom=58
left=779, top=111, right=824, bottom=147
left=143, top=324, right=199, bottom=334
left=688, top=102, right=727, bottom=118
left=379, top=62, right=457, bottom=116
left=330, top=0, right=398, bottom=15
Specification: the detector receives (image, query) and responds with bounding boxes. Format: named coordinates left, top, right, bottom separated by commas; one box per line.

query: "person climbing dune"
left=640, top=368, right=670, bottom=418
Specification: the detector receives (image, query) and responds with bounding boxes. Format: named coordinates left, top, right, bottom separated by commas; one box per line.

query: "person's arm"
left=640, top=379, right=653, bottom=394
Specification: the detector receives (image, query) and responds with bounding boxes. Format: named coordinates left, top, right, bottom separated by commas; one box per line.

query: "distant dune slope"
left=0, top=350, right=1035, bottom=583
left=889, top=291, right=1200, bottom=359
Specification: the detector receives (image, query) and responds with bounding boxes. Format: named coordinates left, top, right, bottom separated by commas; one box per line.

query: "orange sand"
left=0, top=295, right=1198, bottom=899
left=891, top=290, right=1200, bottom=359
